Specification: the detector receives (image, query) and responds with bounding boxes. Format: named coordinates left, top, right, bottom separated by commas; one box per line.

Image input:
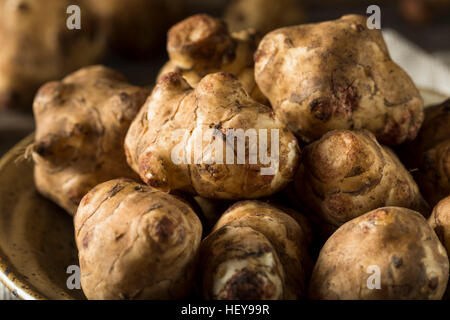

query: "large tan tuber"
left=429, top=195, right=450, bottom=299
left=157, top=14, right=267, bottom=104
left=75, top=179, right=202, bottom=300
left=125, top=72, right=300, bottom=200
left=254, top=14, right=424, bottom=145
left=309, top=207, right=449, bottom=300
left=294, top=129, right=429, bottom=235
left=0, top=0, right=106, bottom=110
left=429, top=196, right=450, bottom=257
left=399, top=99, right=450, bottom=207
left=199, top=201, right=312, bottom=300
left=30, top=66, right=149, bottom=215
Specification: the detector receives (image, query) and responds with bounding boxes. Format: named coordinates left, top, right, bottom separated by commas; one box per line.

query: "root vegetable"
left=399, top=99, right=450, bottom=207
left=294, top=129, right=429, bottom=235
left=429, top=196, right=450, bottom=256
left=75, top=178, right=202, bottom=300
left=429, top=195, right=450, bottom=299
left=30, top=65, right=149, bottom=215
left=125, top=72, right=300, bottom=200
left=309, top=207, right=449, bottom=300
left=193, top=196, right=232, bottom=232
left=0, top=0, right=106, bottom=110
left=200, top=200, right=312, bottom=300
left=157, top=14, right=267, bottom=104
left=254, top=14, right=424, bottom=145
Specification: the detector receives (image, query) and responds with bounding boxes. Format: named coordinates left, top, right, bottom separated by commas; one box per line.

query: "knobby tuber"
left=254, top=14, right=424, bottom=145
left=429, top=196, right=450, bottom=257
left=294, top=129, right=429, bottom=235
left=157, top=14, right=267, bottom=104
left=0, top=0, right=106, bottom=110
left=200, top=201, right=312, bottom=300
left=309, top=207, right=449, bottom=300
left=31, top=65, right=149, bottom=215
left=75, top=179, right=202, bottom=300
left=125, top=72, right=300, bottom=200
left=399, top=99, right=450, bottom=207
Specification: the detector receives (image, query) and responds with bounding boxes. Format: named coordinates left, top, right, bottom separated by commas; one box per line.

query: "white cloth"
left=0, top=285, right=17, bottom=300
left=0, top=29, right=449, bottom=300
left=383, top=29, right=450, bottom=96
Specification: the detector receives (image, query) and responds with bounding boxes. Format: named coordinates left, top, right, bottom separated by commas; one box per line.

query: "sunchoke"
left=157, top=14, right=267, bottom=104
left=125, top=72, right=300, bottom=200
left=75, top=178, right=202, bottom=299
left=254, top=14, right=424, bottom=145
left=294, top=129, right=429, bottom=235
left=199, top=201, right=312, bottom=300
left=30, top=66, right=149, bottom=215
left=309, top=207, right=449, bottom=300
left=429, top=196, right=450, bottom=256
left=399, top=99, right=450, bottom=207
left=0, top=0, right=106, bottom=110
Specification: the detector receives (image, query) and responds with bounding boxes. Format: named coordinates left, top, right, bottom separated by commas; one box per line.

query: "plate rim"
left=0, top=133, right=47, bottom=300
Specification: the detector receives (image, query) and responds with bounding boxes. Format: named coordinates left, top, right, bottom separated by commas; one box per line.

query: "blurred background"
left=1, top=0, right=449, bottom=157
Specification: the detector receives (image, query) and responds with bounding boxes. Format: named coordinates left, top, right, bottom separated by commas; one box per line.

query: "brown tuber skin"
left=199, top=201, right=312, bottom=300
left=31, top=66, right=149, bottom=215
left=125, top=72, right=300, bottom=200
left=254, top=14, right=424, bottom=145
left=224, top=0, right=305, bottom=34
left=157, top=14, right=267, bottom=104
left=399, top=99, right=450, bottom=207
left=294, top=129, right=429, bottom=236
left=429, top=196, right=450, bottom=257
left=0, top=0, right=106, bottom=110
left=429, top=196, right=450, bottom=300
left=309, top=207, right=449, bottom=300
left=75, top=179, right=202, bottom=300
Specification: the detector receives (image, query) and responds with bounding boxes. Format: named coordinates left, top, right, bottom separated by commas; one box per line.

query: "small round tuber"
left=157, top=14, right=267, bottom=104
left=399, top=99, right=450, bottom=207
left=199, top=201, right=312, bottom=300
left=74, top=178, right=203, bottom=300
left=294, top=129, right=429, bottom=235
left=125, top=72, right=300, bottom=200
left=309, top=207, right=449, bottom=300
left=429, top=196, right=450, bottom=257
left=31, top=65, right=149, bottom=215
